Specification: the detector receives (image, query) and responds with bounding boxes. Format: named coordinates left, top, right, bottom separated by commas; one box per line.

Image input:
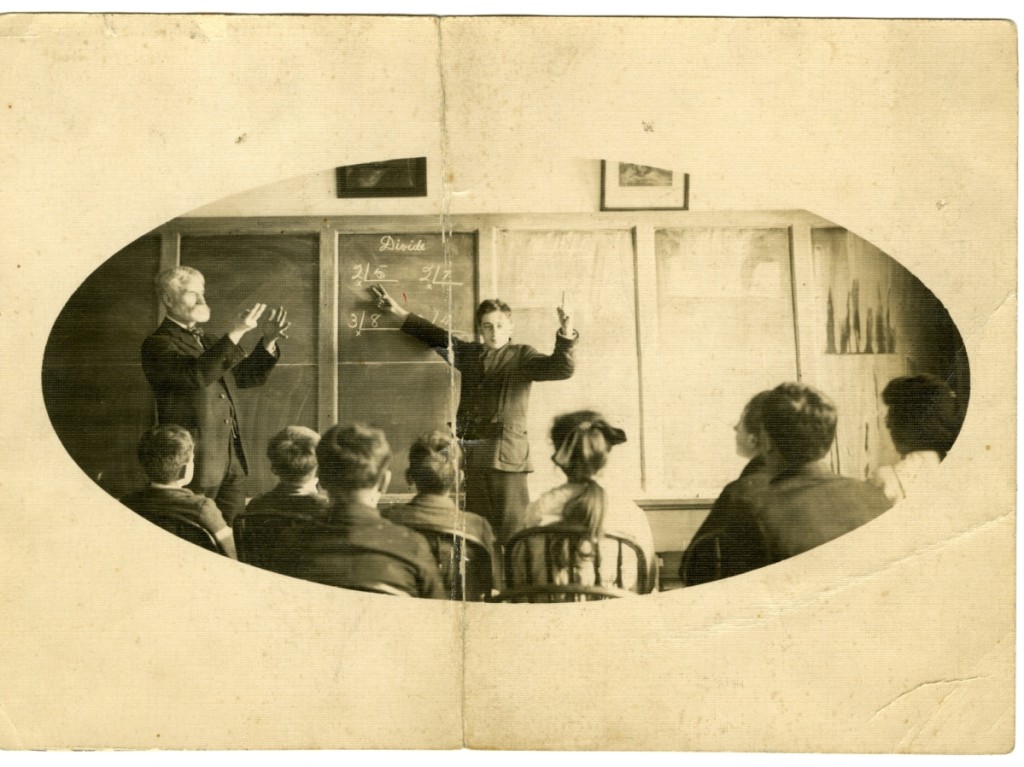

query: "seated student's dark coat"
left=233, top=485, right=331, bottom=567
left=757, top=462, right=893, bottom=560
left=120, top=486, right=228, bottom=537
left=241, top=484, right=331, bottom=519
left=680, top=456, right=773, bottom=585
left=271, top=502, right=445, bottom=599
left=384, top=493, right=501, bottom=587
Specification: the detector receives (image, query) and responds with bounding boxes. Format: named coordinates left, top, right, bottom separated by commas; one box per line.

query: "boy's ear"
left=757, top=428, right=774, bottom=454
left=178, top=451, right=196, bottom=485
left=378, top=468, right=392, bottom=495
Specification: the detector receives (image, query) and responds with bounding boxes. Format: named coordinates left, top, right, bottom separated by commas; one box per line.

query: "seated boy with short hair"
left=233, top=425, right=330, bottom=567
left=242, top=425, right=330, bottom=519
left=121, top=425, right=237, bottom=558
left=755, top=382, right=893, bottom=561
left=384, top=429, right=500, bottom=597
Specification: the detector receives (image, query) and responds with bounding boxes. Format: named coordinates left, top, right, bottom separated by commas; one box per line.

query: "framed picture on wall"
left=336, top=157, right=428, bottom=198
left=600, top=160, right=689, bottom=211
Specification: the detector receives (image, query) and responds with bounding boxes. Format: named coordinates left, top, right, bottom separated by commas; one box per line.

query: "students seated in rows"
left=270, top=424, right=445, bottom=599
left=508, top=410, right=656, bottom=592
left=680, top=390, right=774, bottom=586
left=241, top=426, right=330, bottom=519
left=121, top=425, right=237, bottom=558
left=870, top=375, right=962, bottom=503
left=383, top=430, right=501, bottom=597
left=754, top=382, right=892, bottom=562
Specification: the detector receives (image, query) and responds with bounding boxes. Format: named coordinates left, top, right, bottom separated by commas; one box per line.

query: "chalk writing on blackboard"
left=378, top=235, right=427, bottom=252
left=429, top=308, right=453, bottom=329
left=347, top=310, right=398, bottom=336
left=351, top=262, right=397, bottom=286
left=420, top=263, right=464, bottom=289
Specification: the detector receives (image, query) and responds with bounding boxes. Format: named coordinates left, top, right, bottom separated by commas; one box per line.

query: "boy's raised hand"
left=369, top=285, right=409, bottom=319
left=557, top=292, right=573, bottom=337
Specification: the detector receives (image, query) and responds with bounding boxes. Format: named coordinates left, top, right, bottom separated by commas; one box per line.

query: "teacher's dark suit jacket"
left=401, top=314, right=577, bottom=472
left=141, top=318, right=278, bottom=488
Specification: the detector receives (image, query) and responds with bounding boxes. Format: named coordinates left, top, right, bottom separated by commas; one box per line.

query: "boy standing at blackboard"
left=371, top=285, right=578, bottom=541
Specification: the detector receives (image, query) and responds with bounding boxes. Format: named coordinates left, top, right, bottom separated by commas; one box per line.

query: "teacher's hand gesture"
left=261, top=306, right=291, bottom=343
left=370, top=285, right=409, bottom=320
left=229, top=302, right=266, bottom=337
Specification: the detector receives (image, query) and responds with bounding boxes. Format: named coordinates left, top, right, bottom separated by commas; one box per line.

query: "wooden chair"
left=398, top=521, right=498, bottom=601
left=344, top=582, right=413, bottom=597
left=140, top=511, right=228, bottom=556
left=503, top=523, right=653, bottom=598
left=233, top=510, right=320, bottom=569
left=492, top=583, right=635, bottom=603
left=678, top=520, right=773, bottom=587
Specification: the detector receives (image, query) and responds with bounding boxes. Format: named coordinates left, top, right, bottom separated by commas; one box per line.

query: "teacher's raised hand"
left=228, top=302, right=267, bottom=344
left=260, top=306, right=291, bottom=353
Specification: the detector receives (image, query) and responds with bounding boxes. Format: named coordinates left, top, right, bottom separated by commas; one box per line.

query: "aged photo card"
left=0, top=14, right=1015, bottom=752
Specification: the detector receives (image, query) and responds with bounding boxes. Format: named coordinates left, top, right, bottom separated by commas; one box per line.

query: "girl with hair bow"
left=510, top=410, right=656, bottom=592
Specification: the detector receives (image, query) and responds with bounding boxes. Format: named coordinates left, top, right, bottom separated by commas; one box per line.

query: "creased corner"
left=869, top=676, right=987, bottom=722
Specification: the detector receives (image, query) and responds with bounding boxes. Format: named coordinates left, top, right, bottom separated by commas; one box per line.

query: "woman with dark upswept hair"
left=509, top=410, right=655, bottom=590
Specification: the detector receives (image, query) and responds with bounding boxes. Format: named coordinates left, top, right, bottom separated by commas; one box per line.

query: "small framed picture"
left=336, top=157, right=427, bottom=198
left=600, top=160, right=689, bottom=211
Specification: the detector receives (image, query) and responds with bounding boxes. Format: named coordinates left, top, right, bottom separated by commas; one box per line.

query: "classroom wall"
left=794, top=226, right=969, bottom=480
left=183, top=158, right=606, bottom=219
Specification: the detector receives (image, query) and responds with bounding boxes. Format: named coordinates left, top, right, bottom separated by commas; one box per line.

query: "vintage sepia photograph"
left=0, top=13, right=1015, bottom=754
left=40, top=180, right=968, bottom=601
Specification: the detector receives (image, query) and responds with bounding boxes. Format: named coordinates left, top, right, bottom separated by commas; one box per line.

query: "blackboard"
left=337, top=232, right=476, bottom=476
left=338, top=232, right=476, bottom=363
left=337, top=363, right=456, bottom=494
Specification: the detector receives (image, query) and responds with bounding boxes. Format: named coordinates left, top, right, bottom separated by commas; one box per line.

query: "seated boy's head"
left=316, top=424, right=392, bottom=498
left=267, top=425, right=320, bottom=484
left=407, top=429, right=460, bottom=494
left=759, top=383, right=838, bottom=468
left=475, top=298, right=513, bottom=350
left=882, top=375, right=960, bottom=457
left=137, top=425, right=195, bottom=486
